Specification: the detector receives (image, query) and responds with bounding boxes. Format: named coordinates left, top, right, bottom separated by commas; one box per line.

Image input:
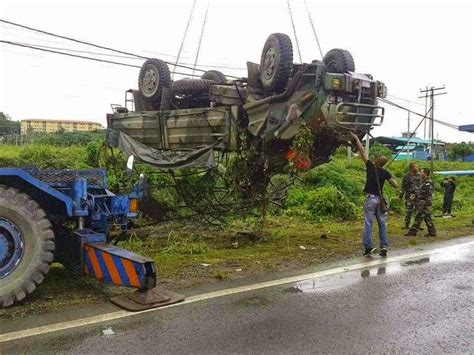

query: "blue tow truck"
left=0, top=163, right=183, bottom=311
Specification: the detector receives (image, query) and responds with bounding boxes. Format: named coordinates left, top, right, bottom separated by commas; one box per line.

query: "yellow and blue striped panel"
left=83, top=244, right=145, bottom=288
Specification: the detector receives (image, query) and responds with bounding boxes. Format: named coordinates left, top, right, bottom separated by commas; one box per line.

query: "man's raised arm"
left=349, top=132, right=368, bottom=164
left=388, top=177, right=399, bottom=189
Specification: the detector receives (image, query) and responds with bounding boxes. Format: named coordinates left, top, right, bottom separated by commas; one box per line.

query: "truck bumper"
left=83, top=243, right=156, bottom=290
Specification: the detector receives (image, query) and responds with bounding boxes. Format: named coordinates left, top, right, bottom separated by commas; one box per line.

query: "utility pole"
left=419, top=85, right=447, bottom=173
left=406, top=111, right=411, bottom=164
left=365, top=132, right=370, bottom=156
left=423, top=86, right=428, bottom=140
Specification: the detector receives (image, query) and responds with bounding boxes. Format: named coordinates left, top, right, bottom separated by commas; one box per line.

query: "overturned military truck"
left=107, top=33, right=386, bottom=174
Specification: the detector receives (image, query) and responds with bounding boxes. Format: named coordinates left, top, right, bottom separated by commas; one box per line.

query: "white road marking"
left=1, top=239, right=473, bottom=343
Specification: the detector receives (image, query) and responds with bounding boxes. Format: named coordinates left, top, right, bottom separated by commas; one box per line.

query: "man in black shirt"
left=350, top=132, right=398, bottom=257
left=440, top=176, right=456, bottom=215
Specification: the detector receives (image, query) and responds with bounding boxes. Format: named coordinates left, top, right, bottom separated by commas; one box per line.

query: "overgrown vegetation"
left=1, top=135, right=474, bottom=221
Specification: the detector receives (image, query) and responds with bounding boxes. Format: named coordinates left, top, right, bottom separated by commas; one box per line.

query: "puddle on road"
left=401, top=257, right=430, bottom=266
left=287, top=264, right=400, bottom=294
left=428, top=244, right=473, bottom=263
left=286, top=242, right=473, bottom=294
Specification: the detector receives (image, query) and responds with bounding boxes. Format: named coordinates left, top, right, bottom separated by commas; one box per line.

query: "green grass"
left=119, top=210, right=473, bottom=290
left=0, top=144, right=22, bottom=166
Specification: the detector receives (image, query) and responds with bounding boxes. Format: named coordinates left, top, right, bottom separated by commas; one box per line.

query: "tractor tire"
left=171, top=79, right=214, bottom=95
left=138, top=58, right=171, bottom=103
left=259, top=33, right=293, bottom=93
left=0, top=186, right=55, bottom=307
left=201, top=70, right=227, bottom=84
left=323, top=49, right=355, bottom=73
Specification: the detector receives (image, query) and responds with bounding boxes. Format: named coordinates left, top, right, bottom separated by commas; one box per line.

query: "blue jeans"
left=363, top=195, right=388, bottom=249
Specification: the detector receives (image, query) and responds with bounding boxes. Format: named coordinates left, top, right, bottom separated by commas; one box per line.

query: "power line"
left=0, top=19, right=149, bottom=58
left=1, top=24, right=246, bottom=70
left=0, top=18, right=209, bottom=74
left=383, top=104, right=433, bottom=168
left=2, top=23, right=243, bottom=70
left=1, top=24, right=183, bottom=59
left=386, top=94, right=424, bottom=106
left=0, top=40, right=202, bottom=77
left=380, top=97, right=457, bottom=130
left=2, top=40, right=247, bottom=71
left=0, top=18, right=242, bottom=78
left=7, top=41, right=139, bottom=60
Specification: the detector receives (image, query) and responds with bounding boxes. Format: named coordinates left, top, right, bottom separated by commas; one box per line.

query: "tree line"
left=0, top=112, right=20, bottom=135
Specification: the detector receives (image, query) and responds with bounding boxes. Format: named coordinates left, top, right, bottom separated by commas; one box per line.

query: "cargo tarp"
left=108, top=130, right=218, bottom=169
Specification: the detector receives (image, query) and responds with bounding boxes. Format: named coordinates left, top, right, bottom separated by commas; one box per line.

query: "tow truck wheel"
left=0, top=186, right=55, bottom=307
left=260, top=33, right=293, bottom=93
left=138, top=58, right=171, bottom=104
left=323, top=48, right=355, bottom=73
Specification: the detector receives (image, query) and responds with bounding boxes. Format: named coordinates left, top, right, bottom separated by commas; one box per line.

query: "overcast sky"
left=0, top=0, right=473, bottom=142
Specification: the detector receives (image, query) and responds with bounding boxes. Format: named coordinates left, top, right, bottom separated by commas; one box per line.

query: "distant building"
left=374, top=136, right=447, bottom=161
left=20, top=119, right=103, bottom=134
left=401, top=132, right=417, bottom=139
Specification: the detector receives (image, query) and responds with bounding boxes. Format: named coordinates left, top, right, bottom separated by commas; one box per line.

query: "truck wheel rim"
left=0, top=218, right=24, bottom=279
left=263, top=47, right=276, bottom=80
left=142, top=68, right=158, bottom=96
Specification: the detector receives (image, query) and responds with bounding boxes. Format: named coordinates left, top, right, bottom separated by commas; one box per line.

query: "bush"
left=303, top=160, right=365, bottom=206
left=0, top=145, right=22, bottom=167
left=29, top=130, right=106, bottom=147
left=333, top=146, right=350, bottom=158
left=447, top=142, right=473, bottom=161
left=369, top=142, right=393, bottom=160
left=16, top=144, right=89, bottom=169
left=285, top=186, right=358, bottom=221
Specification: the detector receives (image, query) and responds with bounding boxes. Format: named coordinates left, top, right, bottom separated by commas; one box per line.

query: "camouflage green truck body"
left=109, top=60, right=386, bottom=170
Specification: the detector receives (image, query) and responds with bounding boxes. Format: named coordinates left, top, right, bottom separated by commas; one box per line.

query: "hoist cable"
left=286, top=0, right=302, bottom=63
left=172, top=0, right=197, bottom=78
left=303, top=0, right=323, bottom=58
left=192, top=1, right=209, bottom=77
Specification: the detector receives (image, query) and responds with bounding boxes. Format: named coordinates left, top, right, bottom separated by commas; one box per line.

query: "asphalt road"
left=2, top=239, right=473, bottom=354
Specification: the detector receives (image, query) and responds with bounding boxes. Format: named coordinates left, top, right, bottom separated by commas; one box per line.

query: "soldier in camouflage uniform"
left=399, top=163, right=421, bottom=229
left=405, top=168, right=437, bottom=237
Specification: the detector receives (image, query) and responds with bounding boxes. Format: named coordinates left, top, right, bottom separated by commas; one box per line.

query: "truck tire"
left=0, top=186, right=55, bottom=307
left=323, top=49, right=355, bottom=73
left=260, top=33, right=293, bottom=93
left=138, top=58, right=171, bottom=103
left=201, top=70, right=227, bottom=84
left=171, top=79, right=214, bottom=94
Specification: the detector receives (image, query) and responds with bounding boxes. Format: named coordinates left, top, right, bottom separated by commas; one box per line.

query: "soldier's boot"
left=424, top=226, right=437, bottom=237
left=404, top=228, right=417, bottom=236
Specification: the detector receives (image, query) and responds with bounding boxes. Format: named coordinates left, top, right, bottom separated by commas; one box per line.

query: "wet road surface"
left=2, top=238, right=474, bottom=354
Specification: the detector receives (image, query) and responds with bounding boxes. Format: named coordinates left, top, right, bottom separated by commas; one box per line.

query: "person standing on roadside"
left=350, top=132, right=399, bottom=257
left=399, top=163, right=421, bottom=229
left=405, top=168, right=437, bottom=237
left=440, top=176, right=456, bottom=215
